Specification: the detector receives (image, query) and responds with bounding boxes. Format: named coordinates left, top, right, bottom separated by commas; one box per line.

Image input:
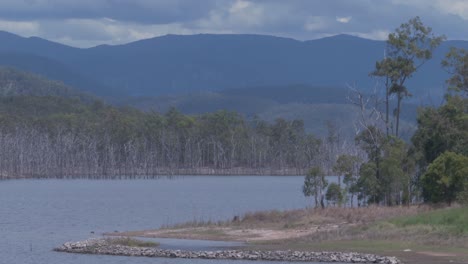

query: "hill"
left=119, top=84, right=417, bottom=138
left=0, top=31, right=466, bottom=99
left=0, top=67, right=95, bottom=102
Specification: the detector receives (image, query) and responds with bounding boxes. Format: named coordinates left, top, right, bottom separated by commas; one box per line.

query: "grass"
left=276, top=206, right=468, bottom=248
left=156, top=205, right=467, bottom=248
left=106, top=237, right=159, bottom=248
left=162, top=206, right=430, bottom=230
left=390, top=207, right=468, bottom=235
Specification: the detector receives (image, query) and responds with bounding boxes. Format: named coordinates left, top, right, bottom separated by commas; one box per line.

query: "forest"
left=0, top=78, right=327, bottom=177
left=0, top=17, right=466, bottom=208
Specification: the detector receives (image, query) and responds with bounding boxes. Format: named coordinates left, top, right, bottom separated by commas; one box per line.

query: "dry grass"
left=164, top=205, right=432, bottom=230
left=238, top=205, right=431, bottom=227
left=156, top=205, right=468, bottom=247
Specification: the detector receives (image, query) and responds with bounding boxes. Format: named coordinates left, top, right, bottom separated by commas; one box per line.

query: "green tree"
left=412, top=95, right=468, bottom=168
left=356, top=162, right=380, bottom=205
left=356, top=136, right=412, bottom=206
left=303, top=166, right=328, bottom=208
left=442, top=47, right=467, bottom=94
left=379, top=138, right=411, bottom=205
left=421, top=152, right=468, bottom=204
left=326, top=182, right=343, bottom=207
left=371, top=16, right=444, bottom=137
left=458, top=185, right=468, bottom=205
left=333, top=154, right=361, bottom=206
left=333, top=154, right=360, bottom=187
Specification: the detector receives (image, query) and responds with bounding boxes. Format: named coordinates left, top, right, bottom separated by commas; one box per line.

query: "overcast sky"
left=0, top=0, right=466, bottom=48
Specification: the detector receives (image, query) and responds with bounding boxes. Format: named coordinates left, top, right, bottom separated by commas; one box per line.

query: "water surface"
left=1, top=176, right=328, bottom=264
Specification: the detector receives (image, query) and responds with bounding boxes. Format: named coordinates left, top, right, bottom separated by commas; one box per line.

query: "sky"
left=0, top=0, right=466, bottom=48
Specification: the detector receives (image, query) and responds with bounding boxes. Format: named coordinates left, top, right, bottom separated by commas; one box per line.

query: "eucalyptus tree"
left=303, top=166, right=328, bottom=208
left=325, top=182, right=343, bottom=207
left=371, top=16, right=444, bottom=137
left=333, top=154, right=361, bottom=206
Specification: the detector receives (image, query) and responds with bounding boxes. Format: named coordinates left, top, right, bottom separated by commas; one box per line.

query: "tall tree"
left=442, top=47, right=468, bottom=95
left=371, top=16, right=444, bottom=137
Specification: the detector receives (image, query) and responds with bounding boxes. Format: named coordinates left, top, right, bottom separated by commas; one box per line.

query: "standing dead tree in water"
left=0, top=106, right=329, bottom=179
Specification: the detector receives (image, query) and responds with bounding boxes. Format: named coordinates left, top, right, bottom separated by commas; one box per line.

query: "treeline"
left=0, top=94, right=336, bottom=178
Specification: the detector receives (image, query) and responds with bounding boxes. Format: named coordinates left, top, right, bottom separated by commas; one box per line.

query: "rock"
left=54, top=238, right=402, bottom=263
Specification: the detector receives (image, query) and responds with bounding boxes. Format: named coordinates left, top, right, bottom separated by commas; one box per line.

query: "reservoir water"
left=0, top=176, right=324, bottom=264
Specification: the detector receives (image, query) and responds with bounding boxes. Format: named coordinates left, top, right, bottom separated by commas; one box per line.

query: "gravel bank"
left=54, top=238, right=401, bottom=263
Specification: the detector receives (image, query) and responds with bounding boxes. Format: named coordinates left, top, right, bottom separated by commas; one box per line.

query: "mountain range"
left=0, top=31, right=466, bottom=138
left=0, top=31, right=466, bottom=98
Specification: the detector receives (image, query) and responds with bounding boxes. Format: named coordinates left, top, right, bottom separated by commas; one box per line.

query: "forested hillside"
left=0, top=67, right=94, bottom=101
left=120, top=84, right=417, bottom=138
left=0, top=68, right=338, bottom=178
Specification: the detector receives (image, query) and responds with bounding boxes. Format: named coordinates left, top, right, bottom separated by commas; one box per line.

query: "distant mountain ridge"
left=0, top=31, right=466, bottom=99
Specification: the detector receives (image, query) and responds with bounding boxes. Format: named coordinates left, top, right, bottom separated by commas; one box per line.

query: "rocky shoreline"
left=54, top=238, right=401, bottom=263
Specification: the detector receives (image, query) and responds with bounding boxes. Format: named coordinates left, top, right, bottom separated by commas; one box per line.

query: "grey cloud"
left=0, top=0, right=465, bottom=47
left=0, top=0, right=220, bottom=24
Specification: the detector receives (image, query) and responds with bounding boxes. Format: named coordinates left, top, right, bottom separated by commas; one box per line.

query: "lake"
left=0, top=176, right=330, bottom=264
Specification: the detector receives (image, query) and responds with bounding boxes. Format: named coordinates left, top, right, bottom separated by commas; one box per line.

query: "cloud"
left=230, top=0, right=251, bottom=13
left=0, top=0, right=466, bottom=47
left=304, top=17, right=327, bottom=31
left=0, top=19, right=39, bottom=36
left=351, top=29, right=391, bottom=40
left=38, top=18, right=196, bottom=47
left=0, top=0, right=219, bottom=24
left=391, top=0, right=468, bottom=20
left=336, top=16, right=352, bottom=23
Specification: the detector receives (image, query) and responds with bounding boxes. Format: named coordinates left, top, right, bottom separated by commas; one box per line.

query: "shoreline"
left=54, top=238, right=401, bottom=263
left=0, top=168, right=309, bottom=180
left=104, top=206, right=468, bottom=264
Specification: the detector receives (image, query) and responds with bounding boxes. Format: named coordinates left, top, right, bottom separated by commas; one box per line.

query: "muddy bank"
left=54, top=238, right=401, bottom=263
